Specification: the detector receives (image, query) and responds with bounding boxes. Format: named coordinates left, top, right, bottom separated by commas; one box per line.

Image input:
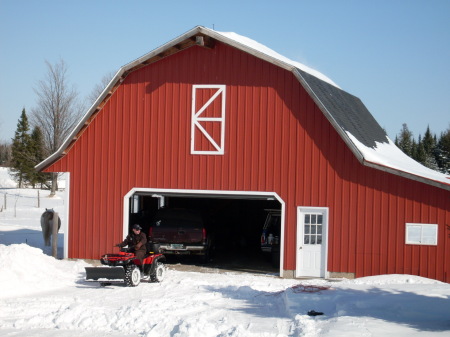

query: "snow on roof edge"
left=214, top=30, right=340, bottom=88
left=346, top=131, right=450, bottom=188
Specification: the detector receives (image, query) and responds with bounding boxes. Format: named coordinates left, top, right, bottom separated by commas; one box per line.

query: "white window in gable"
left=405, top=223, right=438, bottom=246
left=191, top=85, right=226, bottom=155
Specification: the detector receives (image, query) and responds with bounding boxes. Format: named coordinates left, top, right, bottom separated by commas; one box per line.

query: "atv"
left=85, top=243, right=166, bottom=287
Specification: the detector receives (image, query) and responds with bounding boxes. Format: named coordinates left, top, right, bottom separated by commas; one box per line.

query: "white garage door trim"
left=124, top=187, right=285, bottom=276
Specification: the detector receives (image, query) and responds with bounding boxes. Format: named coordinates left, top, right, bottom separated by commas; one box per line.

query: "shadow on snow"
left=0, top=228, right=64, bottom=258
left=204, top=284, right=450, bottom=332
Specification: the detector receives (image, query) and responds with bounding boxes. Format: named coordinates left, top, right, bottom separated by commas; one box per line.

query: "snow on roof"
left=347, top=132, right=450, bottom=187
left=215, top=30, right=340, bottom=88
left=214, top=27, right=449, bottom=189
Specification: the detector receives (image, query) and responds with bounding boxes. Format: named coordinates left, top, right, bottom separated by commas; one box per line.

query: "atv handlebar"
left=114, top=245, right=134, bottom=253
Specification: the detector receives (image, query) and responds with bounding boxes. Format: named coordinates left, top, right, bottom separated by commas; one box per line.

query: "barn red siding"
left=46, top=41, right=450, bottom=282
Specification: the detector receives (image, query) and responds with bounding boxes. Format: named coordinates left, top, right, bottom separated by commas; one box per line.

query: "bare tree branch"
left=30, top=59, right=85, bottom=195
left=30, top=59, right=85, bottom=156
left=87, top=71, right=115, bottom=105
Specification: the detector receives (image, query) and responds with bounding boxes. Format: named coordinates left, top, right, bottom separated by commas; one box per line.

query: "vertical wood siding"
left=46, top=42, right=450, bottom=282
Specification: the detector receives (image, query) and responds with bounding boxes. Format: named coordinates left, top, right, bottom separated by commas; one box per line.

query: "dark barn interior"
left=129, top=193, right=281, bottom=273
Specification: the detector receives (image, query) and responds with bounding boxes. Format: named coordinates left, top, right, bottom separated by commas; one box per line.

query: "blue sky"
left=1, top=0, right=449, bottom=143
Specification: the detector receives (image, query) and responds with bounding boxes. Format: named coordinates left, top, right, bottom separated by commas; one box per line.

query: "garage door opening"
left=124, top=189, right=283, bottom=275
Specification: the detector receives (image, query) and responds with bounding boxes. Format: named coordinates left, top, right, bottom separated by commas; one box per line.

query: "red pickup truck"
left=148, top=208, right=213, bottom=262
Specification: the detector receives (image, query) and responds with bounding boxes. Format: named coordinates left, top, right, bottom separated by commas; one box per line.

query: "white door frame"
left=63, top=172, right=70, bottom=259
left=296, top=206, right=329, bottom=278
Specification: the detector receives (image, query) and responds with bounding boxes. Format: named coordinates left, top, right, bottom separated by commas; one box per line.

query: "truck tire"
left=124, top=265, right=141, bottom=287
left=150, top=262, right=166, bottom=282
left=200, top=250, right=210, bottom=264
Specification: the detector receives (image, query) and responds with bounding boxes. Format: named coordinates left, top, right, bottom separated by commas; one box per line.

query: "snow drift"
left=0, top=244, right=449, bottom=337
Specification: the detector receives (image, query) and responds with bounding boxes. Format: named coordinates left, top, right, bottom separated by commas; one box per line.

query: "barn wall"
left=46, top=41, right=450, bottom=281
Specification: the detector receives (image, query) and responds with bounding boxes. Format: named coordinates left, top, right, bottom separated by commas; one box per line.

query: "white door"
left=296, top=207, right=328, bottom=277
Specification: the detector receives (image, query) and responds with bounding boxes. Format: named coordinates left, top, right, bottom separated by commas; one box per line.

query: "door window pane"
left=303, top=213, right=324, bottom=245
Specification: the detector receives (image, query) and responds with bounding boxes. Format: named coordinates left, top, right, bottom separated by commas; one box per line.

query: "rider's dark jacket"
left=118, top=231, right=147, bottom=254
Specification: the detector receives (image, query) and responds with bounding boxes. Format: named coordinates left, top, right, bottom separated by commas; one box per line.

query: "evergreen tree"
left=0, top=142, right=11, bottom=166
left=436, top=127, right=450, bottom=174
left=10, top=109, right=34, bottom=187
left=421, top=126, right=439, bottom=171
left=396, top=124, right=414, bottom=156
left=395, top=123, right=450, bottom=174
left=422, top=126, right=435, bottom=154
left=414, top=137, right=426, bottom=164
left=29, top=126, right=49, bottom=188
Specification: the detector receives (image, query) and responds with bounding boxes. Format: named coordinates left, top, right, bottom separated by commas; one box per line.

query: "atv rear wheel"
left=150, top=262, right=166, bottom=282
left=124, top=265, right=141, bottom=287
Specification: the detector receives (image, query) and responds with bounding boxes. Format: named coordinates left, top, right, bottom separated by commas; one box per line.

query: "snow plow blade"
left=85, top=267, right=125, bottom=281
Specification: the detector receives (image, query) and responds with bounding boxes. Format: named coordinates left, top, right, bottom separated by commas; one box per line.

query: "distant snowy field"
left=0, top=167, right=449, bottom=337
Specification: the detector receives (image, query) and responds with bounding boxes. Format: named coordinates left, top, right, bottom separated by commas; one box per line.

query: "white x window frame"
left=191, top=84, right=226, bottom=155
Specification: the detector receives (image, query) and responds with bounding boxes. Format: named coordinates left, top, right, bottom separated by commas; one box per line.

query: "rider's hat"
left=133, top=224, right=142, bottom=230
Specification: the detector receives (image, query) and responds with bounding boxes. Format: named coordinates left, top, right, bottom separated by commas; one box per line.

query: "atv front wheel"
left=150, top=262, right=166, bottom=282
left=124, top=265, right=141, bottom=287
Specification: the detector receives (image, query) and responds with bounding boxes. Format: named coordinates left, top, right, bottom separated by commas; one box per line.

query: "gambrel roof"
left=37, top=26, right=450, bottom=190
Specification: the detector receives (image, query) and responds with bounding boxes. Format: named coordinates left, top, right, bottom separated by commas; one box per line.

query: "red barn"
left=37, top=26, right=450, bottom=281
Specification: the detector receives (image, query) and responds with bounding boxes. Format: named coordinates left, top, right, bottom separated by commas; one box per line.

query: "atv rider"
left=116, top=224, right=147, bottom=264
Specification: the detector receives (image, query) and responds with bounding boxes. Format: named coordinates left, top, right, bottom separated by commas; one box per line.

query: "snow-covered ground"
left=1, top=167, right=449, bottom=337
